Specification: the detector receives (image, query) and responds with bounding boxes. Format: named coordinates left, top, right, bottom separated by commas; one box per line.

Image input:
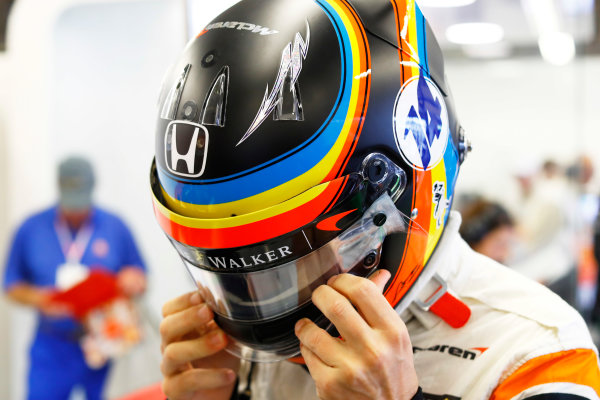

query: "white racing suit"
left=234, top=212, right=600, bottom=399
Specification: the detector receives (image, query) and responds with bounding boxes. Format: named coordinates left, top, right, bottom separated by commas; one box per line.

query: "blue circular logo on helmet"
left=393, top=75, right=449, bottom=171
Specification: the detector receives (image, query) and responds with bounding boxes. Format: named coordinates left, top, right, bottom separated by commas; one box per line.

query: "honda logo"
left=164, top=121, right=209, bottom=178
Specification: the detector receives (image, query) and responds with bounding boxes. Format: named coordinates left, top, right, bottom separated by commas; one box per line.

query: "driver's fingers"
left=311, top=284, right=371, bottom=344
left=162, top=291, right=203, bottom=318
left=160, top=304, right=214, bottom=351
left=327, top=271, right=399, bottom=330
left=295, top=317, right=345, bottom=367
left=161, top=330, right=228, bottom=377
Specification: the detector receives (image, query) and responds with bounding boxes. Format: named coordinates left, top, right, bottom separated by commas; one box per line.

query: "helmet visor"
left=184, top=193, right=408, bottom=321
left=179, top=192, right=425, bottom=362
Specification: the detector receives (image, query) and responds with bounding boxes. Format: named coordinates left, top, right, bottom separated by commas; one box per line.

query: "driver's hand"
left=295, top=270, right=419, bottom=400
left=160, top=291, right=239, bottom=400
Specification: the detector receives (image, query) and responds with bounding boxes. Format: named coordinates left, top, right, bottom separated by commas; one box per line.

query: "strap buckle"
left=413, top=273, right=447, bottom=311
left=413, top=273, right=471, bottom=329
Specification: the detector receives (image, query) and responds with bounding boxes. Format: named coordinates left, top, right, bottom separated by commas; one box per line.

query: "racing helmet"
left=151, top=0, right=469, bottom=362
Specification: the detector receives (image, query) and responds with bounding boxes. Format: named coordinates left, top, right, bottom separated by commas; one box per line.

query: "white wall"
left=447, top=57, right=600, bottom=204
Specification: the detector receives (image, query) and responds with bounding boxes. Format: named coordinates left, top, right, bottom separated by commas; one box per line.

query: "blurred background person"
left=459, top=197, right=516, bottom=264
left=505, top=158, right=540, bottom=219
left=507, top=158, right=579, bottom=307
left=3, top=156, right=147, bottom=400
left=515, top=159, right=574, bottom=255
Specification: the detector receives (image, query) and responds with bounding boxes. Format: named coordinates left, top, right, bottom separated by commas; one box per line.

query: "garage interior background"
left=0, top=0, right=599, bottom=399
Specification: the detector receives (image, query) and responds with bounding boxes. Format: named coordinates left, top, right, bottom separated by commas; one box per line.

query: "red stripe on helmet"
left=154, top=177, right=349, bottom=249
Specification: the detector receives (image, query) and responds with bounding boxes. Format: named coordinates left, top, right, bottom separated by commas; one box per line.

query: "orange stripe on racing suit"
left=490, top=348, right=600, bottom=400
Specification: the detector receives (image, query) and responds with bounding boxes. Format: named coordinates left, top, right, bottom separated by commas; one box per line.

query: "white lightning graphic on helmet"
left=237, top=21, right=310, bottom=146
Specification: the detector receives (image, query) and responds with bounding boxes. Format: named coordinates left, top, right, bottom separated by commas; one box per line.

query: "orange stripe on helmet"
left=490, top=349, right=600, bottom=400
left=322, top=0, right=371, bottom=183
left=384, top=0, right=426, bottom=306
left=385, top=169, right=431, bottom=305
left=389, top=0, right=421, bottom=81
left=389, top=0, right=406, bottom=82
left=154, top=176, right=348, bottom=249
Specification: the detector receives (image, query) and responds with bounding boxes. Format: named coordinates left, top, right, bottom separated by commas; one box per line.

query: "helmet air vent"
left=273, top=70, right=304, bottom=122
left=160, top=64, right=192, bottom=120
left=201, top=66, right=229, bottom=127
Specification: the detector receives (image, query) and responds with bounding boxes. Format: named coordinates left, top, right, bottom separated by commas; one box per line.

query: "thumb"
left=368, top=268, right=391, bottom=292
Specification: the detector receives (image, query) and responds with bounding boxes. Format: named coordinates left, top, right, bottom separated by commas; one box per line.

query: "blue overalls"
left=4, top=206, right=146, bottom=400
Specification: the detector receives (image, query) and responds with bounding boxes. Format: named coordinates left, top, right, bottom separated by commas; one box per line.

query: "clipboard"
left=49, top=268, right=120, bottom=319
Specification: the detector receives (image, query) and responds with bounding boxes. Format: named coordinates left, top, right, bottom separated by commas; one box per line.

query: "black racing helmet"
left=150, top=0, right=468, bottom=362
